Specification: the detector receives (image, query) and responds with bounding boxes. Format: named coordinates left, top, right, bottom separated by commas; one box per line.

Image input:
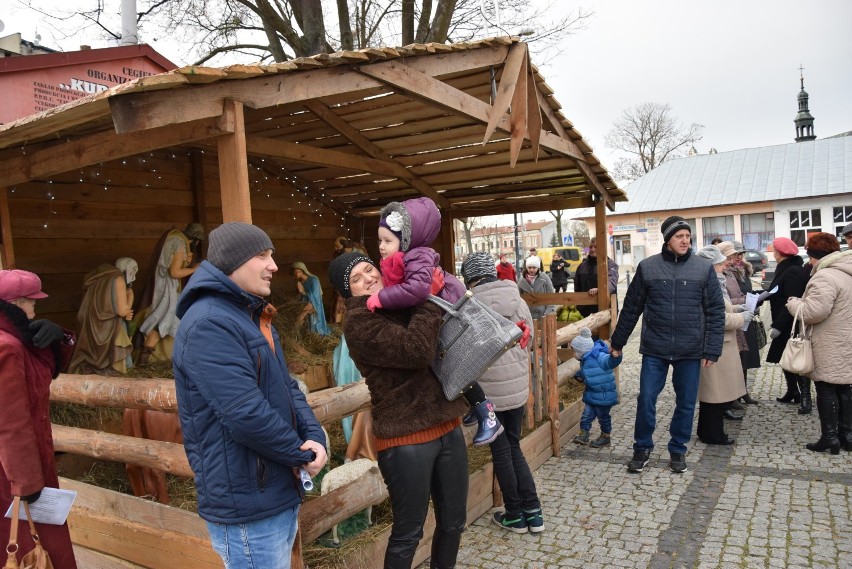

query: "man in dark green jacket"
left=610, top=216, right=724, bottom=475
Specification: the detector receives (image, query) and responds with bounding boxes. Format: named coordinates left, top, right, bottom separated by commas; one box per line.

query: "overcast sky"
left=5, top=0, right=851, bottom=223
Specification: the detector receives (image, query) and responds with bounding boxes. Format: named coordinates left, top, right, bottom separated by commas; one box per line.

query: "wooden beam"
left=52, top=424, right=193, bottom=477
left=108, top=45, right=511, bottom=133
left=483, top=42, right=527, bottom=143
left=521, top=292, right=599, bottom=307
left=0, top=115, right=236, bottom=188
left=217, top=99, right=252, bottom=223
left=356, top=60, right=612, bottom=201
left=0, top=187, right=14, bottom=269
left=544, top=314, right=560, bottom=457
left=444, top=195, right=594, bottom=218
left=245, top=135, right=406, bottom=180
left=595, top=198, right=611, bottom=338
left=189, top=149, right=208, bottom=232
left=304, top=100, right=450, bottom=208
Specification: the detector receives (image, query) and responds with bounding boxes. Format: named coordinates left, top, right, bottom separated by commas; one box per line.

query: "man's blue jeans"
left=206, top=504, right=299, bottom=569
left=634, top=356, right=700, bottom=454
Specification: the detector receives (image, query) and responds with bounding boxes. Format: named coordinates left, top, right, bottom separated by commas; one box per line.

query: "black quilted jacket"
left=611, top=246, right=725, bottom=361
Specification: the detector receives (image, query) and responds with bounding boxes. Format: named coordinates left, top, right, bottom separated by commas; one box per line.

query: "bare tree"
left=605, top=102, right=704, bottom=182
left=25, top=0, right=592, bottom=65
left=567, top=220, right=589, bottom=249
left=548, top=209, right=566, bottom=244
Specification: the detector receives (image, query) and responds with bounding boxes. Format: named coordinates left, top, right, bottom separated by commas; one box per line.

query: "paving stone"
left=418, top=298, right=852, bottom=569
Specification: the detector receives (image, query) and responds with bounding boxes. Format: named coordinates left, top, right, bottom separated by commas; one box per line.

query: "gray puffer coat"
left=785, top=251, right=852, bottom=385
left=469, top=279, right=534, bottom=411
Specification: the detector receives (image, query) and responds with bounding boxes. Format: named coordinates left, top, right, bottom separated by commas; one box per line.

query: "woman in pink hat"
left=764, top=238, right=812, bottom=412
left=0, top=269, right=77, bottom=568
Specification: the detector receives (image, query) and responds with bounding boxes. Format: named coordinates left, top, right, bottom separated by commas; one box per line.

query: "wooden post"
left=545, top=314, right=560, bottom=457
left=525, top=341, right=535, bottom=430
left=216, top=99, right=252, bottom=223
left=611, top=292, right=620, bottom=392
left=533, top=318, right=543, bottom=423
left=441, top=212, right=456, bottom=275
left=594, top=197, right=611, bottom=339
left=0, top=187, right=15, bottom=269
left=190, top=148, right=208, bottom=257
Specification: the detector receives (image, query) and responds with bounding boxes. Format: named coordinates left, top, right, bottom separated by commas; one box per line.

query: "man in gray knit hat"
left=611, top=215, right=724, bottom=475
left=173, top=222, right=327, bottom=569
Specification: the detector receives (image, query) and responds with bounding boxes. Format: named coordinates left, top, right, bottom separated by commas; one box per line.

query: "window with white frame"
left=833, top=205, right=852, bottom=238
left=789, top=209, right=821, bottom=247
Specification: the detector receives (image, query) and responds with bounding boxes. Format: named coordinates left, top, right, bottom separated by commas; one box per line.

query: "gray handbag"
left=427, top=291, right=523, bottom=400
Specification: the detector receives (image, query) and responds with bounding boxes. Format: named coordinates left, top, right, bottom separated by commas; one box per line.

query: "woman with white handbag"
left=786, top=233, right=852, bottom=454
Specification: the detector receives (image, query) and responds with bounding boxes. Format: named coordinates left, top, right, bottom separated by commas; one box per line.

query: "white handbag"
left=779, top=305, right=814, bottom=375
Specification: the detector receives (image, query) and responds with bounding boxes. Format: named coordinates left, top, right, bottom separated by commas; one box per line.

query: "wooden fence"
left=48, top=298, right=615, bottom=568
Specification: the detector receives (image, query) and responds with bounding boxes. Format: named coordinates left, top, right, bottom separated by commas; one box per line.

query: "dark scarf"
left=0, top=300, right=62, bottom=376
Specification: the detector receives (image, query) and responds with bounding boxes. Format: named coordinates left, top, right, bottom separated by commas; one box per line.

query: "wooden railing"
left=49, top=306, right=614, bottom=568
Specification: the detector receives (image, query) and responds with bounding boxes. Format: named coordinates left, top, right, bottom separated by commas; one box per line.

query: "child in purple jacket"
left=366, top=197, right=503, bottom=446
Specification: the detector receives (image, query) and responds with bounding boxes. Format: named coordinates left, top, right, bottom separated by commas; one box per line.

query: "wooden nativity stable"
left=0, top=36, right=624, bottom=330
left=0, top=36, right=626, bottom=567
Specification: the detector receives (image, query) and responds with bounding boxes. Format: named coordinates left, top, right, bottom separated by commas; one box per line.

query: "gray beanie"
left=461, top=252, right=497, bottom=285
left=661, top=215, right=692, bottom=243
left=570, top=327, right=594, bottom=357
left=207, top=222, right=274, bottom=275
left=696, top=245, right=726, bottom=265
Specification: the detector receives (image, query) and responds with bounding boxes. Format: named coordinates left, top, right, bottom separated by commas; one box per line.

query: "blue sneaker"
left=524, top=509, right=545, bottom=533
left=493, top=511, right=528, bottom=534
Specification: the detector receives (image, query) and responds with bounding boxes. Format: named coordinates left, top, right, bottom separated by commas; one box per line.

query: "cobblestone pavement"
left=423, top=280, right=852, bottom=568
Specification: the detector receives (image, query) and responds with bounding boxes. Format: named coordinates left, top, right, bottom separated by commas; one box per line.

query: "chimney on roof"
left=119, top=0, right=139, bottom=46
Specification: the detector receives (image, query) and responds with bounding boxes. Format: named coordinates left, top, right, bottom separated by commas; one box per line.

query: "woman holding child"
left=329, top=251, right=468, bottom=569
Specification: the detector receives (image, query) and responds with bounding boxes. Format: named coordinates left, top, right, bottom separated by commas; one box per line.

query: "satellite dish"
left=0, top=20, right=6, bottom=33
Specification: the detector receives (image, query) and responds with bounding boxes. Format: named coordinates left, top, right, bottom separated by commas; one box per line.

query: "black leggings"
left=379, top=427, right=468, bottom=569
left=462, top=382, right=486, bottom=406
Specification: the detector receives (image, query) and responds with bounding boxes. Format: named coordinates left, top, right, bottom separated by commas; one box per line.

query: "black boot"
left=797, top=378, right=812, bottom=415
left=741, top=366, right=758, bottom=404
left=777, top=373, right=801, bottom=404
left=806, top=384, right=840, bottom=455
left=837, top=385, right=852, bottom=452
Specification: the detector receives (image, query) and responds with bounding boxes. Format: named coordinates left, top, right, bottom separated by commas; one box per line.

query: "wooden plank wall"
left=6, top=147, right=345, bottom=329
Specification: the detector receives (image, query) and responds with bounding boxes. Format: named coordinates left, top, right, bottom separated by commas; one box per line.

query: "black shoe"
left=776, top=392, right=800, bottom=404
left=723, top=410, right=744, bottom=421
left=627, top=449, right=650, bottom=473
left=806, top=438, right=841, bottom=455
left=493, top=511, right=528, bottom=534
left=731, top=400, right=745, bottom=411
left=741, top=394, right=759, bottom=405
left=699, top=436, right=735, bottom=446
left=669, top=452, right=688, bottom=473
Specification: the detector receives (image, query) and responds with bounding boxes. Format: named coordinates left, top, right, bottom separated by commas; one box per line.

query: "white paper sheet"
left=4, top=487, right=77, bottom=525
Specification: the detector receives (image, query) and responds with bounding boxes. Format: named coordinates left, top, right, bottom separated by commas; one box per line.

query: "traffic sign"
left=562, top=234, right=573, bottom=246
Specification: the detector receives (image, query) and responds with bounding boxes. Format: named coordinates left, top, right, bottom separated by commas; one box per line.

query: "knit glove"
left=742, top=311, right=754, bottom=326
left=732, top=304, right=748, bottom=313
left=366, top=293, right=383, bottom=312
left=770, top=328, right=781, bottom=339
left=515, top=320, right=531, bottom=349
left=29, top=319, right=64, bottom=349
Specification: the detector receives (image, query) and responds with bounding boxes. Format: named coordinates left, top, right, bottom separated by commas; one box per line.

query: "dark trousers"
left=489, top=406, right=541, bottom=516
left=580, top=403, right=613, bottom=433
left=696, top=401, right=730, bottom=444
left=378, top=427, right=468, bottom=569
left=554, top=283, right=568, bottom=293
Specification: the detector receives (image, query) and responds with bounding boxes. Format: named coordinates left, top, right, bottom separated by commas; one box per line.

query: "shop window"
left=703, top=215, right=734, bottom=245
left=741, top=212, right=774, bottom=251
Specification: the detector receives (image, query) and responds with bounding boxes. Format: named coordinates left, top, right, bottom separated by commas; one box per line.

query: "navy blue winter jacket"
left=577, top=340, right=622, bottom=407
left=611, top=246, right=725, bottom=361
left=173, top=261, right=325, bottom=524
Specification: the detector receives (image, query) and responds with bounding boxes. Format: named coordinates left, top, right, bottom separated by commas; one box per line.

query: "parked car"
left=759, top=252, right=808, bottom=290
left=744, top=249, right=770, bottom=272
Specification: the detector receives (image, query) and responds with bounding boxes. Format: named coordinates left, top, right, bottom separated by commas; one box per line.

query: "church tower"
left=794, top=66, right=816, bottom=142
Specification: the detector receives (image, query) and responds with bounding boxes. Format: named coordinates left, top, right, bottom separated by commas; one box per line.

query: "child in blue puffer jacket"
left=571, top=327, right=623, bottom=448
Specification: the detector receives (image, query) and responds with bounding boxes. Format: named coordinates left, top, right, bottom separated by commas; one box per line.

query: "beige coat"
left=698, top=299, right=747, bottom=403
left=786, top=250, right=852, bottom=385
